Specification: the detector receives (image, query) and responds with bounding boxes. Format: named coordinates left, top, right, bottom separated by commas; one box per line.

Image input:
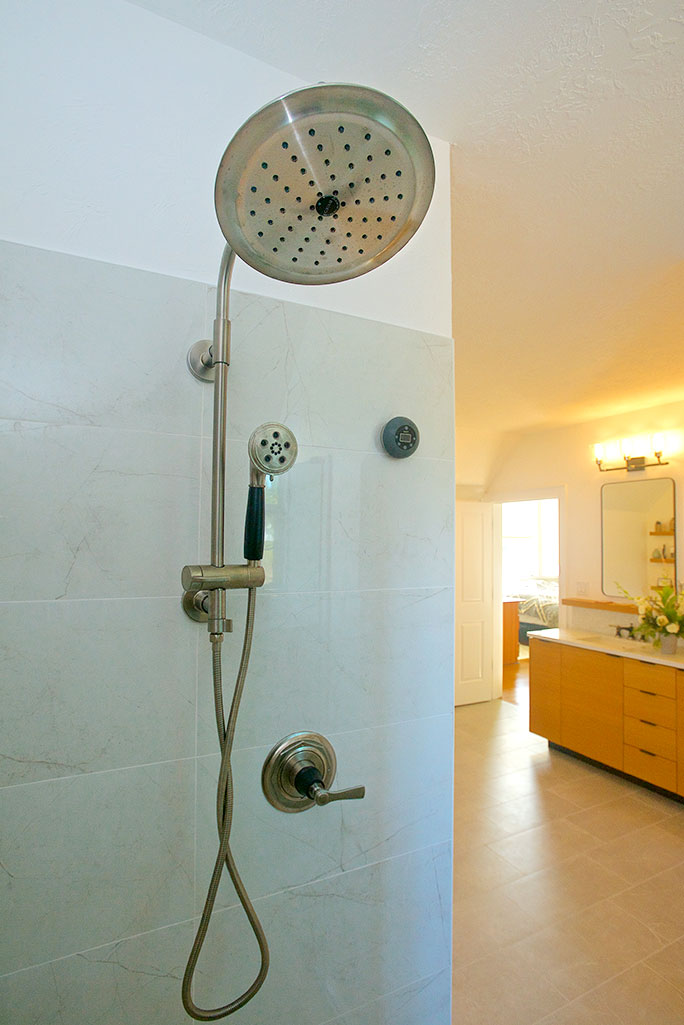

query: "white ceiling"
left=130, top=0, right=684, bottom=439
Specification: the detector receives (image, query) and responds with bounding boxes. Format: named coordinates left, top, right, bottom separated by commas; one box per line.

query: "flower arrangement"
left=618, top=583, right=684, bottom=649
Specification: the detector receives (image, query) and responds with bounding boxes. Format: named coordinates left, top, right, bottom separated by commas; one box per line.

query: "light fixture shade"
left=623, top=434, right=650, bottom=459
left=605, top=440, right=622, bottom=464
left=594, top=431, right=670, bottom=472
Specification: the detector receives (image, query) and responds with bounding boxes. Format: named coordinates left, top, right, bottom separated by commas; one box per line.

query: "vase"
left=659, top=633, right=678, bottom=655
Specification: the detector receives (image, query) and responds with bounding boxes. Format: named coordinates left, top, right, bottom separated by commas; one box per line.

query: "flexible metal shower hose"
left=182, top=587, right=270, bottom=1020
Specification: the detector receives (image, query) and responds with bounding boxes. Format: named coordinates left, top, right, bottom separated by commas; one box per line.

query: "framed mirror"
left=602, top=478, right=676, bottom=597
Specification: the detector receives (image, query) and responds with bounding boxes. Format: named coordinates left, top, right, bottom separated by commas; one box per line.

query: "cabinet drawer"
left=624, top=745, right=677, bottom=792
left=624, top=716, right=677, bottom=760
left=623, top=687, right=676, bottom=729
left=623, top=659, right=676, bottom=698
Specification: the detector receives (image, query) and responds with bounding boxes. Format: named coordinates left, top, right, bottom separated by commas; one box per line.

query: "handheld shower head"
left=244, top=423, right=298, bottom=562
left=215, top=83, right=435, bottom=286
left=248, top=422, right=298, bottom=483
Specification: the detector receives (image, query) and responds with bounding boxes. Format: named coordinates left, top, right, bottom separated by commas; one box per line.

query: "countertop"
left=529, top=627, right=684, bottom=670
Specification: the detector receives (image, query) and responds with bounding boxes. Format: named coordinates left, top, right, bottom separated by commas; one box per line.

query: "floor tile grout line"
left=470, top=831, right=684, bottom=928
left=479, top=802, right=678, bottom=867
left=506, top=895, right=674, bottom=1004
left=452, top=867, right=684, bottom=1009
left=529, top=955, right=681, bottom=1025
left=451, top=916, right=678, bottom=1000
left=451, top=700, right=684, bottom=1021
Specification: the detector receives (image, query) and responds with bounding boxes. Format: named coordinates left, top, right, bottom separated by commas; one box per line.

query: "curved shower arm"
left=213, top=243, right=236, bottom=365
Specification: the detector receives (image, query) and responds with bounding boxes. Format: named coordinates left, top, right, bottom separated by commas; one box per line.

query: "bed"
left=514, top=579, right=559, bottom=645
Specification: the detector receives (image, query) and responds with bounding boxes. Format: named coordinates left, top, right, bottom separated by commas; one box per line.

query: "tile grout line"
left=0, top=584, right=454, bottom=607
left=0, top=838, right=452, bottom=982
left=1, top=711, right=456, bottom=792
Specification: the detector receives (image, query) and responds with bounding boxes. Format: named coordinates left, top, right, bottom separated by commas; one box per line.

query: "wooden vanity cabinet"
left=559, top=646, right=623, bottom=770
left=529, top=637, right=561, bottom=744
left=678, top=673, right=684, bottom=798
left=529, top=638, right=684, bottom=797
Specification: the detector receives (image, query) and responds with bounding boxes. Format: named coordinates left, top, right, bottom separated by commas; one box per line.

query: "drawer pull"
left=639, top=749, right=656, bottom=757
left=639, top=719, right=657, bottom=726
left=639, top=690, right=657, bottom=696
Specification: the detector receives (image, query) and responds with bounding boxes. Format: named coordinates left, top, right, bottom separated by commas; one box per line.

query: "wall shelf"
left=562, top=597, right=638, bottom=614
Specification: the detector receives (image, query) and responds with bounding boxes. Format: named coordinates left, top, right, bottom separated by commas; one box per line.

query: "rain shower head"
left=215, top=83, right=435, bottom=286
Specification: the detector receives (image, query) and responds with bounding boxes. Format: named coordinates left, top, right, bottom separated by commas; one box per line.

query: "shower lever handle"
left=309, top=781, right=366, bottom=806
left=293, top=763, right=365, bottom=806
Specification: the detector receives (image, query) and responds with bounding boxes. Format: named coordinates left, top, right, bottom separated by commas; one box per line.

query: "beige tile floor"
left=452, top=678, right=684, bottom=1024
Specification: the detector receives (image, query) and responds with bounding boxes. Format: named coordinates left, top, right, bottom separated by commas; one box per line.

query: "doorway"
left=501, top=499, right=559, bottom=704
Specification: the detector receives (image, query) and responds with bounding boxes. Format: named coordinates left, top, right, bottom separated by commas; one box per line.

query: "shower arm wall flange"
left=182, top=589, right=234, bottom=628
left=187, top=339, right=216, bottom=382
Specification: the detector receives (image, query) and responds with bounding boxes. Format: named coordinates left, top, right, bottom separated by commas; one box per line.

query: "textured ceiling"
left=130, top=0, right=684, bottom=443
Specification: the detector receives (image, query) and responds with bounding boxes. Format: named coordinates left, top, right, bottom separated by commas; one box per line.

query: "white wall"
left=486, top=401, right=684, bottom=633
left=0, top=0, right=451, bottom=337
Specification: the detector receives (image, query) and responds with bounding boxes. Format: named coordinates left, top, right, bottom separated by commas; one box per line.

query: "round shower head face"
left=215, top=83, right=435, bottom=285
left=249, top=423, right=298, bottom=477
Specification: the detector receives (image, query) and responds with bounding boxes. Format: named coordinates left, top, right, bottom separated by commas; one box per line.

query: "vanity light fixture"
left=594, top=434, right=669, bottom=472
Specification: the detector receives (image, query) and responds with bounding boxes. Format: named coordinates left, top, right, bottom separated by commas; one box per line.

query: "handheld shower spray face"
left=244, top=423, right=298, bottom=562
left=214, top=83, right=435, bottom=286
left=248, top=422, right=298, bottom=484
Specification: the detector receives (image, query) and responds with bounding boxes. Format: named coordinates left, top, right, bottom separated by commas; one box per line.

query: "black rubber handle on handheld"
left=244, top=485, right=265, bottom=561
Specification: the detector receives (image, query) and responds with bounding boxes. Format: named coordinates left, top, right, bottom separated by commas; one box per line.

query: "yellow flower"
left=666, top=622, right=680, bottom=634
left=656, top=614, right=669, bottom=627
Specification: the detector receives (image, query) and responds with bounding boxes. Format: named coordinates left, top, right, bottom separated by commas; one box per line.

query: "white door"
left=455, top=501, right=497, bottom=705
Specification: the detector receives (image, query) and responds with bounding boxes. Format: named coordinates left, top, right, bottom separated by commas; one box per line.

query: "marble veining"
left=0, top=421, right=201, bottom=601
left=214, top=288, right=455, bottom=459
left=0, top=597, right=197, bottom=787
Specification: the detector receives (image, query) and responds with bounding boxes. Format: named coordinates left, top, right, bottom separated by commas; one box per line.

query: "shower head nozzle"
left=215, top=83, right=435, bottom=286
left=248, top=423, right=298, bottom=482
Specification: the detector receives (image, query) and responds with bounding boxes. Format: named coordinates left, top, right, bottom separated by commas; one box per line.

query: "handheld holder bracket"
left=181, top=562, right=265, bottom=627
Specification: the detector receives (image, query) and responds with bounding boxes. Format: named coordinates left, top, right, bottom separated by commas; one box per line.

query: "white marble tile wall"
left=0, top=240, right=454, bottom=1025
